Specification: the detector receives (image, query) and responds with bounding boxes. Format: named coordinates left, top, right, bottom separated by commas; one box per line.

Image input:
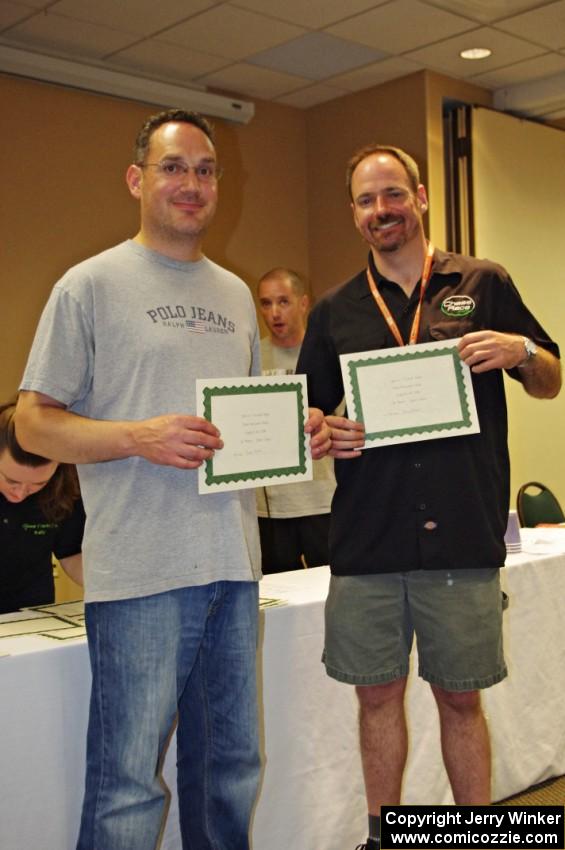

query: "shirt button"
left=418, top=503, right=426, bottom=510
left=414, top=462, right=422, bottom=469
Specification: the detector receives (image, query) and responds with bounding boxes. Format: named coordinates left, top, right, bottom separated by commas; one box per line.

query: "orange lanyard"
left=366, top=242, right=435, bottom=347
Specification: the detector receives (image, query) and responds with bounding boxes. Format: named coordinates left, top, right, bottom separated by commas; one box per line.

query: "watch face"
left=525, top=338, right=537, bottom=357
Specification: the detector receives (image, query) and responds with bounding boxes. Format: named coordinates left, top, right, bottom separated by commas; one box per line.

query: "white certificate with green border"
left=196, top=374, right=312, bottom=494
left=340, top=338, right=480, bottom=449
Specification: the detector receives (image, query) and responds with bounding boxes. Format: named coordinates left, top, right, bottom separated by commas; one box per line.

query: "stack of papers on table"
left=0, top=600, right=86, bottom=645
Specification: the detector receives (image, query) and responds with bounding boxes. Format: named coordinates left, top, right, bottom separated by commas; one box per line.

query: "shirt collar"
left=357, top=247, right=461, bottom=299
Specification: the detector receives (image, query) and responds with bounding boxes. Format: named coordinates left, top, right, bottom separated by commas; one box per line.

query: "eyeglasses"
left=139, top=159, right=222, bottom=183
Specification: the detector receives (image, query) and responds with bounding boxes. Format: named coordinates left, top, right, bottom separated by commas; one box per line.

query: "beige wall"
left=2, top=76, right=138, bottom=398
left=305, top=71, right=429, bottom=300
left=303, top=70, right=492, bottom=300
left=470, top=106, right=565, bottom=504
left=206, top=95, right=310, bottom=296
left=0, top=73, right=310, bottom=398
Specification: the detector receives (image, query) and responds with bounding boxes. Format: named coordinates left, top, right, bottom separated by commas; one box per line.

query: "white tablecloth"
left=2, top=529, right=565, bottom=850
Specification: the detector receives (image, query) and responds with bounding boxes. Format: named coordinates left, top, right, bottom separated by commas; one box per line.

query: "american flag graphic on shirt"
left=185, top=320, right=206, bottom=333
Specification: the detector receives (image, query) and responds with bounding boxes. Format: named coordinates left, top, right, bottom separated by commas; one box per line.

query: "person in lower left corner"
left=0, top=398, right=84, bottom=614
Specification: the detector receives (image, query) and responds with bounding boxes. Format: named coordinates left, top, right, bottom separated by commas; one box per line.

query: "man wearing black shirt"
left=297, top=145, right=561, bottom=850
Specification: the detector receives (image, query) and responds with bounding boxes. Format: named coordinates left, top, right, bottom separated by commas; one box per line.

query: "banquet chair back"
left=516, top=481, right=565, bottom=527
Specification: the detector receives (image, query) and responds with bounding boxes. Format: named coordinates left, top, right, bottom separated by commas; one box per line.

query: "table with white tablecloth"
left=1, top=529, right=565, bottom=850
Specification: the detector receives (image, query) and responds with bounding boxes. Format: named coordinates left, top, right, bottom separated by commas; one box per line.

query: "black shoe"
left=355, top=840, right=380, bottom=850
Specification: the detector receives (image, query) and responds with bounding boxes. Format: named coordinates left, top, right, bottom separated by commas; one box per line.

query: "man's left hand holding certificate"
left=196, top=375, right=330, bottom=494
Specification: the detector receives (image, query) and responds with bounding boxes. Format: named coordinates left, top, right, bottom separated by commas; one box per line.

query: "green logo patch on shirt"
left=22, top=522, right=57, bottom=536
left=440, top=295, right=476, bottom=317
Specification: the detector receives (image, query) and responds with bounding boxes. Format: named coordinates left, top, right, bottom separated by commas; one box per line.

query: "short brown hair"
left=346, top=144, right=421, bottom=199
left=133, top=109, right=216, bottom=165
left=258, top=268, right=306, bottom=297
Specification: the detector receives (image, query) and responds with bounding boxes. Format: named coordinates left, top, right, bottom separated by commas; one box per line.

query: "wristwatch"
left=517, top=336, right=537, bottom=368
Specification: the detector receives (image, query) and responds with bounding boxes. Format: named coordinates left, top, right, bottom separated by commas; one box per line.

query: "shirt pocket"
left=354, top=328, right=390, bottom=353
left=427, top=318, right=476, bottom=343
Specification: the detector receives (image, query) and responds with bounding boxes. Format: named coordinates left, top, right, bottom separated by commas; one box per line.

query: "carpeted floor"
left=495, top=774, right=565, bottom=805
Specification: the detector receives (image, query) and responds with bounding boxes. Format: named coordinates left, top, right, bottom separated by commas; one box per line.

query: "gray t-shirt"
left=20, top=240, right=261, bottom=602
left=256, top=337, right=336, bottom=519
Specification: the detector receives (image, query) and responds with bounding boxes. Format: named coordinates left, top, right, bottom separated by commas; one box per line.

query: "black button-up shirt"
left=297, top=249, right=560, bottom=576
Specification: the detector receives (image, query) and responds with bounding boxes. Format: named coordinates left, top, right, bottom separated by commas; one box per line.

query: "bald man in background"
left=257, top=268, right=337, bottom=573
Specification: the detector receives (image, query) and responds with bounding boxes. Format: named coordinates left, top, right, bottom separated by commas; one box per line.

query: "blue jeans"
left=76, top=581, right=260, bottom=850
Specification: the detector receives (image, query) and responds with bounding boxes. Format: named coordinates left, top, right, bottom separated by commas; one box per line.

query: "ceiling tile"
left=330, top=55, right=424, bottom=91
left=197, top=61, right=309, bottom=99
left=109, top=39, right=227, bottom=82
left=50, top=0, right=217, bottom=37
left=0, top=1, right=35, bottom=29
left=422, top=0, right=549, bottom=25
left=3, top=10, right=138, bottom=58
left=248, top=31, right=387, bottom=81
left=276, top=82, right=351, bottom=108
left=327, top=0, right=477, bottom=53
left=470, top=50, right=565, bottom=87
left=405, top=25, right=545, bottom=77
left=229, top=0, right=387, bottom=29
left=159, top=5, right=305, bottom=61
left=0, top=0, right=563, bottom=121
left=493, top=0, right=565, bottom=50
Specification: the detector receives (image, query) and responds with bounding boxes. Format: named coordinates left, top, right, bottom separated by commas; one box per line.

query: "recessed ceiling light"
left=460, top=47, right=492, bottom=60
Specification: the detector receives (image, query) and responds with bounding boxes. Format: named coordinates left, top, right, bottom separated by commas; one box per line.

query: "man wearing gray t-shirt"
left=16, top=110, right=329, bottom=850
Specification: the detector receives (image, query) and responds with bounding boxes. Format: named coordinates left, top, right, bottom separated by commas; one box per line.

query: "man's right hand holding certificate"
left=325, top=414, right=365, bottom=458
